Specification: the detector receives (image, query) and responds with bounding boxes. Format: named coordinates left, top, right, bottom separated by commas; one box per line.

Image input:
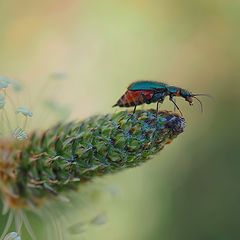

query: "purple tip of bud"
left=164, top=114, right=186, bottom=134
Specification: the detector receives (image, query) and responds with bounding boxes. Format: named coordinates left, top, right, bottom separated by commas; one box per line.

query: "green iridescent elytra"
left=128, top=81, right=168, bottom=91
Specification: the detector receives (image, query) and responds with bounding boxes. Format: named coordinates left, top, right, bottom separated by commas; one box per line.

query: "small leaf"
left=16, top=106, right=33, bottom=117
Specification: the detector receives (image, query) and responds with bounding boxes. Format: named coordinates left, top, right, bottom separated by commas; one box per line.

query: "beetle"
left=113, top=80, right=211, bottom=116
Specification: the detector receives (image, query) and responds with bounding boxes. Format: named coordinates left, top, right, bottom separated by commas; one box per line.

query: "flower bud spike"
left=0, top=110, right=185, bottom=210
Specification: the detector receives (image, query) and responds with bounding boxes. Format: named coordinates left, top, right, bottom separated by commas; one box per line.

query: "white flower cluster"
left=3, top=232, right=21, bottom=240
left=0, top=76, right=33, bottom=141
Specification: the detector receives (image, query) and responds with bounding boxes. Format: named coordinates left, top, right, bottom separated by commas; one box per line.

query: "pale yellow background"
left=0, top=1, right=239, bottom=239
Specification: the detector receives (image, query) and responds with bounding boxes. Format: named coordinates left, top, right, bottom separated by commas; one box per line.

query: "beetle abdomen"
left=114, top=90, right=155, bottom=107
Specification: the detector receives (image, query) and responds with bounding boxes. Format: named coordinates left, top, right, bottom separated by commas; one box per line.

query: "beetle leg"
left=130, top=93, right=145, bottom=114
left=133, top=105, right=137, bottom=114
left=127, top=106, right=136, bottom=122
left=156, top=101, right=160, bottom=117
left=169, top=95, right=177, bottom=112
left=172, top=97, right=177, bottom=112
left=155, top=98, right=164, bottom=116
left=128, top=92, right=147, bottom=118
left=169, top=98, right=183, bottom=116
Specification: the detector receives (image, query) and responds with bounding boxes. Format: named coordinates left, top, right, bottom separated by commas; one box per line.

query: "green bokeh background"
left=0, top=1, right=240, bottom=239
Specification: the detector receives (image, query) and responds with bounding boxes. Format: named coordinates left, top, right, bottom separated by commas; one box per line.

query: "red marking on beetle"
left=115, top=90, right=155, bottom=107
left=176, top=90, right=181, bottom=96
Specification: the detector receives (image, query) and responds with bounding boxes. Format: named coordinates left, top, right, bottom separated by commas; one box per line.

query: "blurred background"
left=0, top=0, right=240, bottom=239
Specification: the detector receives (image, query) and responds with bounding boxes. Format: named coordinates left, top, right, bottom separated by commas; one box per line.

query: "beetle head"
left=182, top=89, right=213, bottom=112
left=179, top=89, right=194, bottom=105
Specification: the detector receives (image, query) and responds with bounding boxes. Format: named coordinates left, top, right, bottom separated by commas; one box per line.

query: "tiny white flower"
left=90, top=212, right=107, bottom=226
left=16, top=106, right=33, bottom=117
left=3, top=232, right=21, bottom=240
left=0, top=94, right=5, bottom=109
left=68, top=221, right=87, bottom=235
left=10, top=79, right=23, bottom=92
left=50, top=72, right=68, bottom=80
left=0, top=76, right=11, bottom=89
left=13, top=127, right=28, bottom=141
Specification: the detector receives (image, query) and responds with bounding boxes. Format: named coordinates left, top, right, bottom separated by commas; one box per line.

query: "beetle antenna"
left=193, top=93, right=214, bottom=100
left=193, top=96, right=203, bottom=112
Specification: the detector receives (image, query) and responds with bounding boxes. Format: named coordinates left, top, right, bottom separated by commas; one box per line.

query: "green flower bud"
left=0, top=110, right=185, bottom=209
